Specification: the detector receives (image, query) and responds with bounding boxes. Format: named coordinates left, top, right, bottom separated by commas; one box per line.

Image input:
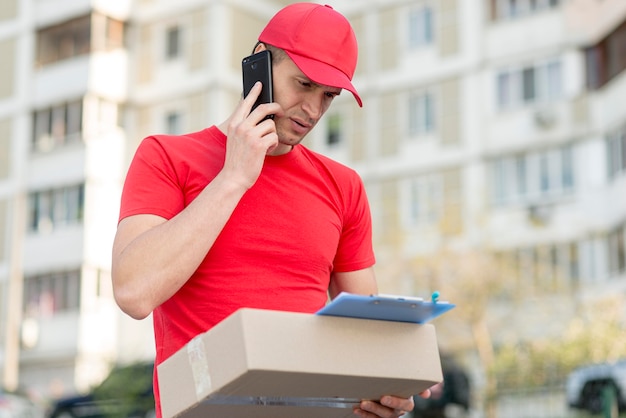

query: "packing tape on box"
left=187, top=335, right=212, bottom=398
left=204, top=394, right=361, bottom=409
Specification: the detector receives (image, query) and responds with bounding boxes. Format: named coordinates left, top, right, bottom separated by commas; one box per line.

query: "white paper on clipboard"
left=316, top=292, right=455, bottom=323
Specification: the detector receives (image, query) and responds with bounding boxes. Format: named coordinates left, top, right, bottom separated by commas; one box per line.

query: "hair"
left=252, top=42, right=287, bottom=65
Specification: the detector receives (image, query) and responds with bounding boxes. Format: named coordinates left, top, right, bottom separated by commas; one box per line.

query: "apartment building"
left=0, top=0, right=624, bottom=403
left=308, top=0, right=626, bottom=346
left=0, top=0, right=144, bottom=397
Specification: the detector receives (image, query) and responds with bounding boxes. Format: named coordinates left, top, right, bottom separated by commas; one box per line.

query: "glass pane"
left=423, top=8, right=433, bottom=43
left=561, top=146, right=574, bottom=190
left=515, top=155, right=527, bottom=197
left=33, top=109, right=51, bottom=150
left=166, top=112, right=181, bottom=135
left=522, top=67, right=535, bottom=102
left=51, top=105, right=66, bottom=143
left=492, top=160, right=506, bottom=204
left=166, top=26, right=180, bottom=59
left=425, top=93, right=435, bottom=132
left=546, top=60, right=562, bottom=100
left=52, top=188, right=67, bottom=225
left=326, top=114, right=342, bottom=145
left=66, top=270, right=81, bottom=310
left=106, top=17, right=125, bottom=50
left=497, top=72, right=510, bottom=108
left=409, top=7, right=434, bottom=48
left=66, top=100, right=83, bottom=139
left=408, top=95, right=420, bottom=135
left=539, top=153, right=550, bottom=193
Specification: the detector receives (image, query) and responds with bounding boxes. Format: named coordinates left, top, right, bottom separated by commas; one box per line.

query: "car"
left=0, top=387, right=44, bottom=418
left=566, top=358, right=626, bottom=415
left=47, top=362, right=155, bottom=418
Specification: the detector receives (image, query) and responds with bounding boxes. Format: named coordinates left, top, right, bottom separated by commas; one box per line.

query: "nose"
left=302, top=91, right=324, bottom=121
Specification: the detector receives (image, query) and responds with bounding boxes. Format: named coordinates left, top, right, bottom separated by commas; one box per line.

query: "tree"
left=406, top=249, right=506, bottom=418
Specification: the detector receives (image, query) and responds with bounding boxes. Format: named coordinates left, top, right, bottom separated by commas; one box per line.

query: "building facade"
left=0, top=0, right=625, bottom=405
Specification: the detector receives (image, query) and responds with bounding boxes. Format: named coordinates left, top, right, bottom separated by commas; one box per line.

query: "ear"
left=254, top=42, right=267, bottom=54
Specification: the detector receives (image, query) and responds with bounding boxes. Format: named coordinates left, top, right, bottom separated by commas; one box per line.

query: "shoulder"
left=134, top=127, right=224, bottom=163
left=140, top=127, right=221, bottom=151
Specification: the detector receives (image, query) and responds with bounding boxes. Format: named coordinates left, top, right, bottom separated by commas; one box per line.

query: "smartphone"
left=242, top=50, right=274, bottom=118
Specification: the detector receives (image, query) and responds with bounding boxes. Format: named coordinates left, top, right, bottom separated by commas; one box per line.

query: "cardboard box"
left=158, top=308, right=443, bottom=418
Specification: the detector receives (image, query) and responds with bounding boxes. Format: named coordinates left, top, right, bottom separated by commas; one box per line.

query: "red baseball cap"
left=259, top=3, right=362, bottom=107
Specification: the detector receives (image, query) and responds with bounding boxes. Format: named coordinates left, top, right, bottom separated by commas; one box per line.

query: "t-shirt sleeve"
left=118, top=136, right=186, bottom=223
left=332, top=173, right=376, bottom=272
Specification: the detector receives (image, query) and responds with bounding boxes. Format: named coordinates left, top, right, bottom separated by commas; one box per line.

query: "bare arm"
left=112, top=83, right=281, bottom=319
left=328, top=267, right=378, bottom=299
left=112, top=175, right=247, bottom=319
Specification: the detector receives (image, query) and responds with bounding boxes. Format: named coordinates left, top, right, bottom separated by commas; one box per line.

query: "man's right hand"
left=219, top=81, right=282, bottom=191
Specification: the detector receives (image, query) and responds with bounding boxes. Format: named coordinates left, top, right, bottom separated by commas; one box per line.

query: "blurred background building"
left=0, top=0, right=624, bottom=414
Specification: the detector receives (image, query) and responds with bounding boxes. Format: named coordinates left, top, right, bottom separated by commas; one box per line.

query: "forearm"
left=112, top=173, right=248, bottom=319
left=328, top=267, right=378, bottom=300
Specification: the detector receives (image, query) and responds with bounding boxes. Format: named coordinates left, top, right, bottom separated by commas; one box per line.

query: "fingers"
left=229, top=81, right=280, bottom=150
left=417, top=389, right=431, bottom=399
left=237, top=81, right=262, bottom=120
left=354, top=396, right=414, bottom=418
left=221, top=84, right=281, bottom=189
left=238, top=82, right=280, bottom=125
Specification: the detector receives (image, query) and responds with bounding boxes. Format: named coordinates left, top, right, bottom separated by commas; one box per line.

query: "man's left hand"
left=354, top=390, right=431, bottom=418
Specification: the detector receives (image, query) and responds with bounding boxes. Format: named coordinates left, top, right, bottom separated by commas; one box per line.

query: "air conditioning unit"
left=533, top=108, right=557, bottom=129
left=527, top=204, right=551, bottom=226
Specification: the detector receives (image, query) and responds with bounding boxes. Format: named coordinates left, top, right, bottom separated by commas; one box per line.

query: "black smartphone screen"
left=242, top=50, right=274, bottom=116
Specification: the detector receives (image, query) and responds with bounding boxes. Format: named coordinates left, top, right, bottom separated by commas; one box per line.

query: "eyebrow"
left=298, top=74, right=342, bottom=95
left=312, top=80, right=342, bottom=95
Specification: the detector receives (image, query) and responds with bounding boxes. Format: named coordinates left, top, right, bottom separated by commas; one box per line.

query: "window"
left=326, top=113, right=342, bottom=146
left=37, top=15, right=91, bottom=67
left=23, top=270, right=81, bottom=317
left=522, top=67, right=536, bottom=103
left=32, top=99, right=83, bottom=152
left=498, top=241, right=584, bottom=294
left=497, top=72, right=514, bottom=108
left=165, top=26, right=182, bottom=60
left=608, top=224, right=625, bottom=276
left=546, top=61, right=562, bottom=100
left=493, top=0, right=560, bottom=20
left=585, top=19, right=626, bottom=90
left=36, top=14, right=125, bottom=67
left=408, top=91, right=435, bottom=136
left=165, top=112, right=182, bottom=135
left=607, top=124, right=626, bottom=180
left=490, top=144, right=574, bottom=205
left=515, top=155, right=527, bottom=196
left=407, top=175, right=442, bottom=226
left=408, top=6, right=434, bottom=49
left=92, top=13, right=125, bottom=51
left=28, top=184, right=84, bottom=233
left=496, top=59, right=562, bottom=110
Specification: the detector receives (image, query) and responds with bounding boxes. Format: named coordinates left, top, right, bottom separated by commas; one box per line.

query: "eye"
left=298, top=80, right=312, bottom=88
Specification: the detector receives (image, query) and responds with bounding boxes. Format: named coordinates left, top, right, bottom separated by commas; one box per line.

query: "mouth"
left=290, top=117, right=312, bottom=134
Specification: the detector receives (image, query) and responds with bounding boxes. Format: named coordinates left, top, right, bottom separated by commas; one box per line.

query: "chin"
left=277, top=132, right=305, bottom=147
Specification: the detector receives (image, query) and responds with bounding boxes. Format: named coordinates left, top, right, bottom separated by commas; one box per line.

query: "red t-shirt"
left=118, top=126, right=375, bottom=415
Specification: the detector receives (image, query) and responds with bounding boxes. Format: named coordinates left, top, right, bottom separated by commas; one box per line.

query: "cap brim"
left=284, top=50, right=362, bottom=107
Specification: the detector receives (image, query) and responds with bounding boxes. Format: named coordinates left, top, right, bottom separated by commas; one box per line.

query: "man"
left=112, top=3, right=425, bottom=417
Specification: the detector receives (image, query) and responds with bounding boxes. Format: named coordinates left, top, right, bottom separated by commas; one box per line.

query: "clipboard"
left=316, top=292, right=455, bottom=324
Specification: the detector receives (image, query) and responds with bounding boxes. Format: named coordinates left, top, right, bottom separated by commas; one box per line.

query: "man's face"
left=270, top=56, right=342, bottom=149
